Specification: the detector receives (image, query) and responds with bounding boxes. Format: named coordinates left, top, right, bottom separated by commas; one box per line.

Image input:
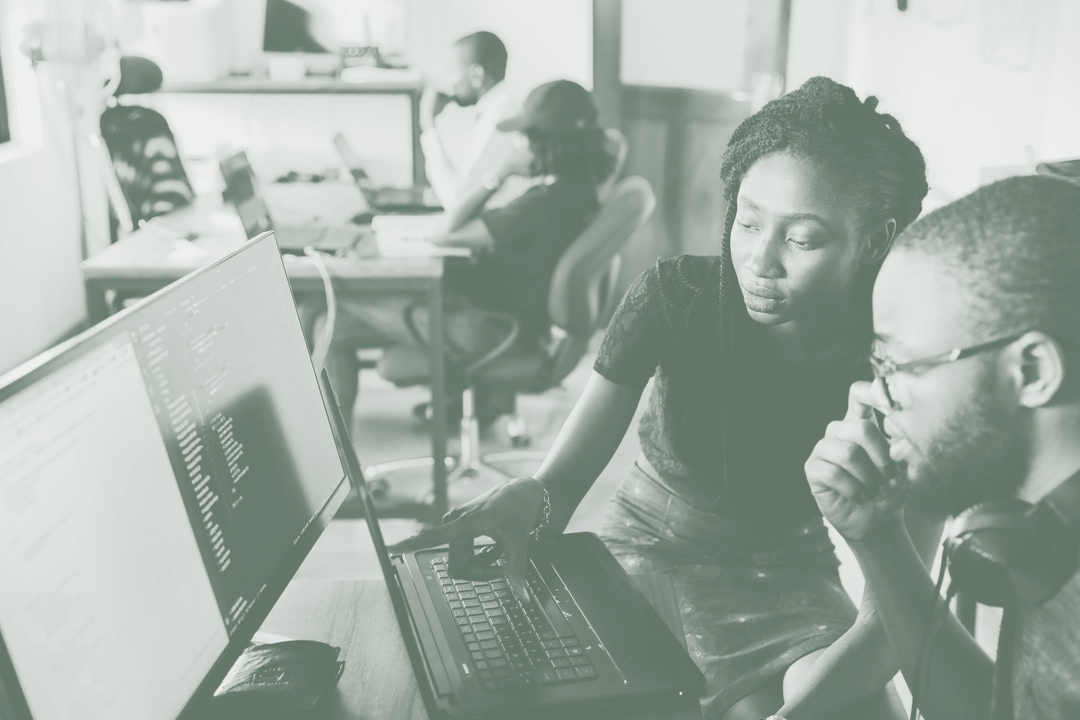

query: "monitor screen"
left=0, top=234, right=349, bottom=720
left=263, top=0, right=331, bottom=53
left=219, top=151, right=273, bottom=239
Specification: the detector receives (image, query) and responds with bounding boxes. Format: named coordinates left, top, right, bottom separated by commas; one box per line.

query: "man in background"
left=805, top=175, right=1080, bottom=720
left=420, top=30, right=524, bottom=212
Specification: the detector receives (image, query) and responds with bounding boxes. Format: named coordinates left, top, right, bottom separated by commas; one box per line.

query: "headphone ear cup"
left=947, top=499, right=1079, bottom=608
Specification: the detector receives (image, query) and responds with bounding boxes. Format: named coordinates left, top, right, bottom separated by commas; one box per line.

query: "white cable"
left=303, top=247, right=337, bottom=372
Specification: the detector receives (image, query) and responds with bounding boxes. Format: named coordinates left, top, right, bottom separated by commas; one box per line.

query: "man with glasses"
left=804, top=175, right=1080, bottom=720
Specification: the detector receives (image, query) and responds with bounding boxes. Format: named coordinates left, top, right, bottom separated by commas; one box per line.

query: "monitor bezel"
left=0, top=232, right=350, bottom=720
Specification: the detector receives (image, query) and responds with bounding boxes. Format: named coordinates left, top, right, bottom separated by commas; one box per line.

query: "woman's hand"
left=389, top=476, right=548, bottom=601
left=804, top=381, right=903, bottom=543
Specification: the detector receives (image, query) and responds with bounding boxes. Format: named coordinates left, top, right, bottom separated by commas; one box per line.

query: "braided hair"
left=712, top=76, right=928, bottom=500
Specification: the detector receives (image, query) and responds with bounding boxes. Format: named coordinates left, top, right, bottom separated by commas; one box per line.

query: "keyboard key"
left=463, top=632, right=477, bottom=643
left=565, top=646, right=585, bottom=657
left=570, top=656, right=590, bottom=666
left=547, top=648, right=567, bottom=659
left=479, top=640, right=500, bottom=650
left=555, top=668, right=578, bottom=681
left=471, top=651, right=485, bottom=661
left=533, top=667, right=559, bottom=684
left=467, top=642, right=480, bottom=652
left=488, top=657, right=508, bottom=668
left=484, top=649, right=503, bottom=659
left=576, top=665, right=598, bottom=679
left=551, top=657, right=572, bottom=668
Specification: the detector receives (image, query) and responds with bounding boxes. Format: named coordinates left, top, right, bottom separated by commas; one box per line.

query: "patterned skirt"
left=600, top=458, right=858, bottom=719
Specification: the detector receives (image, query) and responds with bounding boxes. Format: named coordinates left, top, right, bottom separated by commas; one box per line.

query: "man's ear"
left=468, top=63, right=485, bottom=89
left=1012, top=332, right=1067, bottom=408
left=863, top=218, right=897, bottom=265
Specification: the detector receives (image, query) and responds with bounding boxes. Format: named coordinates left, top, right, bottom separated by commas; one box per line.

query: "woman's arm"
left=774, top=507, right=946, bottom=720
left=389, top=371, right=644, bottom=600
left=533, top=372, right=644, bottom=528
left=438, top=140, right=533, bottom=234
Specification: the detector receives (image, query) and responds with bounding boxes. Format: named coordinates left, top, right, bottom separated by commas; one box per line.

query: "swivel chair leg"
left=365, top=386, right=514, bottom=509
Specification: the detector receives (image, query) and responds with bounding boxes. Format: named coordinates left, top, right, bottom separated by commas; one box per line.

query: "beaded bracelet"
left=530, top=485, right=551, bottom=542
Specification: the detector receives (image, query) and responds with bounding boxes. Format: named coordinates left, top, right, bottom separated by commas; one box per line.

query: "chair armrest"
left=402, top=303, right=522, bottom=378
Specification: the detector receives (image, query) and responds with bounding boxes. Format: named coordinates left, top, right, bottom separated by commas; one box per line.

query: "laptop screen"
left=0, top=234, right=349, bottom=720
left=219, top=151, right=275, bottom=239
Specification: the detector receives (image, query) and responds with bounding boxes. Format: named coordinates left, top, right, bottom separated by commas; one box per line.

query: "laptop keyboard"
left=429, top=556, right=598, bottom=691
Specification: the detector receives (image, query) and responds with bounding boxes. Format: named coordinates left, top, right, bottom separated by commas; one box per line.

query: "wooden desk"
left=80, top=189, right=451, bottom=519
left=256, top=578, right=704, bottom=720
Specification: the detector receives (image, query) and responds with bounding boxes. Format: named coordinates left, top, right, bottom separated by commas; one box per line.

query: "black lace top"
left=594, top=255, right=869, bottom=527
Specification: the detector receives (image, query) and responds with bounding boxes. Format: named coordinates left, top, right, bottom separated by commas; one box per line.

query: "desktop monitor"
left=0, top=232, right=350, bottom=720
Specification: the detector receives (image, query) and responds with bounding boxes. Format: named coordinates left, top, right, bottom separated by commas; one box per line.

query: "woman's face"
left=730, top=152, right=870, bottom=328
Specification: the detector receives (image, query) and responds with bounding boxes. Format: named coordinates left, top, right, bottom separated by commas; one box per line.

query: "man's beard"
left=899, top=390, right=1029, bottom=518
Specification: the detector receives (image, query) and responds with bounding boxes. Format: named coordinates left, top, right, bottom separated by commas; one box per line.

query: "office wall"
left=404, top=0, right=593, bottom=97
left=620, top=0, right=748, bottom=92
left=0, top=0, right=91, bottom=375
left=788, top=0, right=1080, bottom=205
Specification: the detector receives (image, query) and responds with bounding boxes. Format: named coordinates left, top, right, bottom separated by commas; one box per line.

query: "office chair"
left=94, top=56, right=195, bottom=237
left=597, top=128, right=628, bottom=203
left=368, top=176, right=656, bottom=500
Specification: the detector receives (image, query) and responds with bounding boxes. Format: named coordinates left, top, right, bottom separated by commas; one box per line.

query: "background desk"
left=254, top=578, right=704, bottom=720
left=139, top=76, right=423, bottom=189
left=80, top=187, right=452, bottom=519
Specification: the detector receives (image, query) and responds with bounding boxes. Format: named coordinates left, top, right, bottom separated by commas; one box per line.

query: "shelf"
left=158, top=75, right=421, bottom=95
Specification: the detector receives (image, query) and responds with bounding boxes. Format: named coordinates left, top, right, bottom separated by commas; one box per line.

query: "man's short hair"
left=455, top=31, right=508, bottom=82
left=893, top=175, right=1080, bottom=343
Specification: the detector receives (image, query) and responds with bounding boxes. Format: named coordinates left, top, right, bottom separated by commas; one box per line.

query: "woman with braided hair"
left=394, top=76, right=937, bottom=719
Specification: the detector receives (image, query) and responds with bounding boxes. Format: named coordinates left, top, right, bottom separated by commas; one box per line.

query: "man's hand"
left=805, top=381, right=903, bottom=542
left=420, top=87, right=453, bottom=132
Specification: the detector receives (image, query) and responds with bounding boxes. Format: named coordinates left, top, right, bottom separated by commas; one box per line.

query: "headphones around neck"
left=945, top=472, right=1080, bottom=607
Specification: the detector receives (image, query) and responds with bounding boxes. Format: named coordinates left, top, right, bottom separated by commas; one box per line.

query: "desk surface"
left=254, top=578, right=704, bottom=720
left=82, top=186, right=445, bottom=282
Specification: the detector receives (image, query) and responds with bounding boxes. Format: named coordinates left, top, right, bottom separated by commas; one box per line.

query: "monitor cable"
left=302, top=246, right=338, bottom=373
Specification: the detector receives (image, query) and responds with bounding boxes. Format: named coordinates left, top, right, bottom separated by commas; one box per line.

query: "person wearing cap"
left=420, top=31, right=525, bottom=213
left=315, top=79, right=616, bottom=426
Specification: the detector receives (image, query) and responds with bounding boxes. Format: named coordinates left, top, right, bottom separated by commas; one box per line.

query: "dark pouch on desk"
left=208, top=640, right=344, bottom=718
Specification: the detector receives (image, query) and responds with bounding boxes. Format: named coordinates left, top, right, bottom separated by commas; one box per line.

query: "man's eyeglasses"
left=869, top=333, right=1026, bottom=409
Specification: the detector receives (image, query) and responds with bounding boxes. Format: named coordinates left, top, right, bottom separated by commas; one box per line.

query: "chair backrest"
left=538, top=175, right=655, bottom=388
left=98, top=105, right=196, bottom=233
left=596, top=128, right=628, bottom=204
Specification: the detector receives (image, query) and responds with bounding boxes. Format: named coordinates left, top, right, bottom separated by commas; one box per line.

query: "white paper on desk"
left=371, top=214, right=471, bottom=257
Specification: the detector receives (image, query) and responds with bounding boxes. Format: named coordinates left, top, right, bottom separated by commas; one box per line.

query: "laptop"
left=333, top=132, right=443, bottom=214
left=317, top=370, right=706, bottom=719
left=219, top=150, right=364, bottom=254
